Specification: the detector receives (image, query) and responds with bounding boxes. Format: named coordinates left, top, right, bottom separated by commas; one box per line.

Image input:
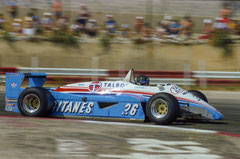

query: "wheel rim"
left=22, top=94, right=40, bottom=113
left=151, top=99, right=168, bottom=118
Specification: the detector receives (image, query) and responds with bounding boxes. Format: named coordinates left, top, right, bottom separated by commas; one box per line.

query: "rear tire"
left=18, top=87, right=54, bottom=117
left=188, top=90, right=208, bottom=103
left=146, top=93, right=179, bottom=125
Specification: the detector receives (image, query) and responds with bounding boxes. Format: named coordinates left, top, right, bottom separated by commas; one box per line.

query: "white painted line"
left=80, top=120, right=218, bottom=134
left=98, top=138, right=223, bottom=159
left=0, top=115, right=218, bottom=134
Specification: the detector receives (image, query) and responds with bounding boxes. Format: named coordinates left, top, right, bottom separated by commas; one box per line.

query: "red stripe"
left=54, top=88, right=89, bottom=92
left=196, top=79, right=240, bottom=86
left=54, top=87, right=154, bottom=96
left=0, top=67, right=17, bottom=74
left=176, top=96, right=216, bottom=111
left=216, top=132, right=240, bottom=137
left=112, top=90, right=154, bottom=96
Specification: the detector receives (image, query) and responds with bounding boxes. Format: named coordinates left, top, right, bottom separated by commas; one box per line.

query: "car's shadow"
left=170, top=119, right=228, bottom=126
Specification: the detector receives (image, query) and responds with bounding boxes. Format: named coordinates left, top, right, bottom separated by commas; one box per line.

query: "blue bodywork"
left=5, top=72, right=224, bottom=121
left=5, top=73, right=146, bottom=120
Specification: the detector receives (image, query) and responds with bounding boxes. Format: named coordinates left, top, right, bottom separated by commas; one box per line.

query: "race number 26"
left=124, top=103, right=139, bottom=116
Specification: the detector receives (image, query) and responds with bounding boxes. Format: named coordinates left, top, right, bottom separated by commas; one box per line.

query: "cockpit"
left=123, top=69, right=150, bottom=86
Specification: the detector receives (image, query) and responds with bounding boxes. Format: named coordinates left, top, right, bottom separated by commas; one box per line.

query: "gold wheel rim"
left=23, top=94, right=40, bottom=113
left=157, top=103, right=168, bottom=115
left=151, top=99, right=169, bottom=118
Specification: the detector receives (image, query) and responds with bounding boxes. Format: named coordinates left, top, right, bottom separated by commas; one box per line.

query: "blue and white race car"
left=5, top=69, right=223, bottom=124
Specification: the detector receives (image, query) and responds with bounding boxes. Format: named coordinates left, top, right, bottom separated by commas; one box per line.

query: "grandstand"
left=1, top=0, right=240, bottom=16
left=0, top=0, right=239, bottom=32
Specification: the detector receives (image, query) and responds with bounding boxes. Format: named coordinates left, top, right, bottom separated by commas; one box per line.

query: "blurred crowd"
left=0, top=1, right=239, bottom=41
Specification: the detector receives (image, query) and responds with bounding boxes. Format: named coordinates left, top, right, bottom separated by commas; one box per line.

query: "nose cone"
left=202, top=102, right=224, bottom=120
left=212, top=110, right=224, bottom=120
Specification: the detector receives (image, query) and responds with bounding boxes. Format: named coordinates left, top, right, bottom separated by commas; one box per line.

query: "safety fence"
left=1, top=67, right=240, bottom=86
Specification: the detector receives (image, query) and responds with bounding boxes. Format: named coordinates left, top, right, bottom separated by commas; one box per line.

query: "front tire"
left=18, top=87, right=54, bottom=117
left=146, top=93, right=179, bottom=125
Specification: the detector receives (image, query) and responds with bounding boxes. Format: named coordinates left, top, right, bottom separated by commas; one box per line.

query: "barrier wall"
left=1, top=67, right=240, bottom=86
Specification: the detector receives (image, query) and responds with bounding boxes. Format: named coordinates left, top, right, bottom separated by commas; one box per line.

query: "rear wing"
left=6, top=73, right=47, bottom=99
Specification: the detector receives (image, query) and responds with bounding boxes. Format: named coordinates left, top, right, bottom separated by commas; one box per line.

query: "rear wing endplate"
left=5, top=73, right=47, bottom=98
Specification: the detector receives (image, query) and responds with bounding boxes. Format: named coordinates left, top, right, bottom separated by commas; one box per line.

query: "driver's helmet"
left=136, top=75, right=150, bottom=86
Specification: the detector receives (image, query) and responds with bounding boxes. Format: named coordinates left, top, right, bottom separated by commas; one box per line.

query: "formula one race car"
left=5, top=69, right=223, bottom=124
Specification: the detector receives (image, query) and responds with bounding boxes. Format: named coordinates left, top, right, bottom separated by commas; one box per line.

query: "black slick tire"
left=146, top=93, right=179, bottom=125
left=18, top=87, right=54, bottom=117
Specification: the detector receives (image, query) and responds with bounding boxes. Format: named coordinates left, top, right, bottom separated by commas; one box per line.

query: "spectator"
left=24, top=13, right=34, bottom=28
left=12, top=18, right=22, bottom=33
left=162, top=16, right=172, bottom=35
left=28, top=9, right=42, bottom=33
left=23, top=14, right=35, bottom=36
left=228, top=18, right=237, bottom=32
left=180, top=16, right=194, bottom=37
left=76, top=4, right=90, bottom=29
left=169, top=20, right=181, bottom=36
left=30, top=8, right=40, bottom=23
left=41, top=12, right=54, bottom=30
left=52, top=0, right=62, bottom=20
left=142, top=22, right=152, bottom=38
left=213, top=17, right=228, bottom=30
left=236, top=19, right=240, bottom=35
left=56, top=15, right=69, bottom=32
left=0, top=14, right=6, bottom=30
left=85, top=19, right=99, bottom=37
left=70, top=22, right=82, bottom=34
left=155, top=22, right=166, bottom=38
left=104, top=14, right=117, bottom=34
left=120, top=24, right=130, bottom=38
left=199, top=19, right=213, bottom=39
left=135, top=17, right=144, bottom=34
left=220, top=3, right=232, bottom=24
left=7, top=0, right=18, bottom=18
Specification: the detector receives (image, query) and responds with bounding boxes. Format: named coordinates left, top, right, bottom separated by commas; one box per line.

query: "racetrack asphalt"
left=0, top=91, right=240, bottom=158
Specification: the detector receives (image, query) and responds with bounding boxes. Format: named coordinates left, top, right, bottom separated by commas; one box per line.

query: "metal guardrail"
left=1, top=67, right=240, bottom=86
left=193, top=71, right=240, bottom=79
left=0, top=75, right=5, bottom=83
left=18, top=68, right=240, bottom=79
left=19, top=67, right=109, bottom=76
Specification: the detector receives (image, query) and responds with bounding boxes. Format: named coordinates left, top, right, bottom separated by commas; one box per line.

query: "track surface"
left=0, top=92, right=240, bottom=158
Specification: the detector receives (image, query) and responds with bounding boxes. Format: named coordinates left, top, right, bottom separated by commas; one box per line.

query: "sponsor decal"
left=5, top=98, right=18, bottom=103
left=11, top=82, right=17, bottom=88
left=170, top=85, right=185, bottom=95
left=88, top=81, right=102, bottom=92
left=5, top=103, right=15, bottom=106
left=103, top=82, right=125, bottom=88
left=134, top=86, right=145, bottom=89
left=53, top=101, right=94, bottom=114
left=9, top=73, right=21, bottom=77
left=6, top=106, right=13, bottom=111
